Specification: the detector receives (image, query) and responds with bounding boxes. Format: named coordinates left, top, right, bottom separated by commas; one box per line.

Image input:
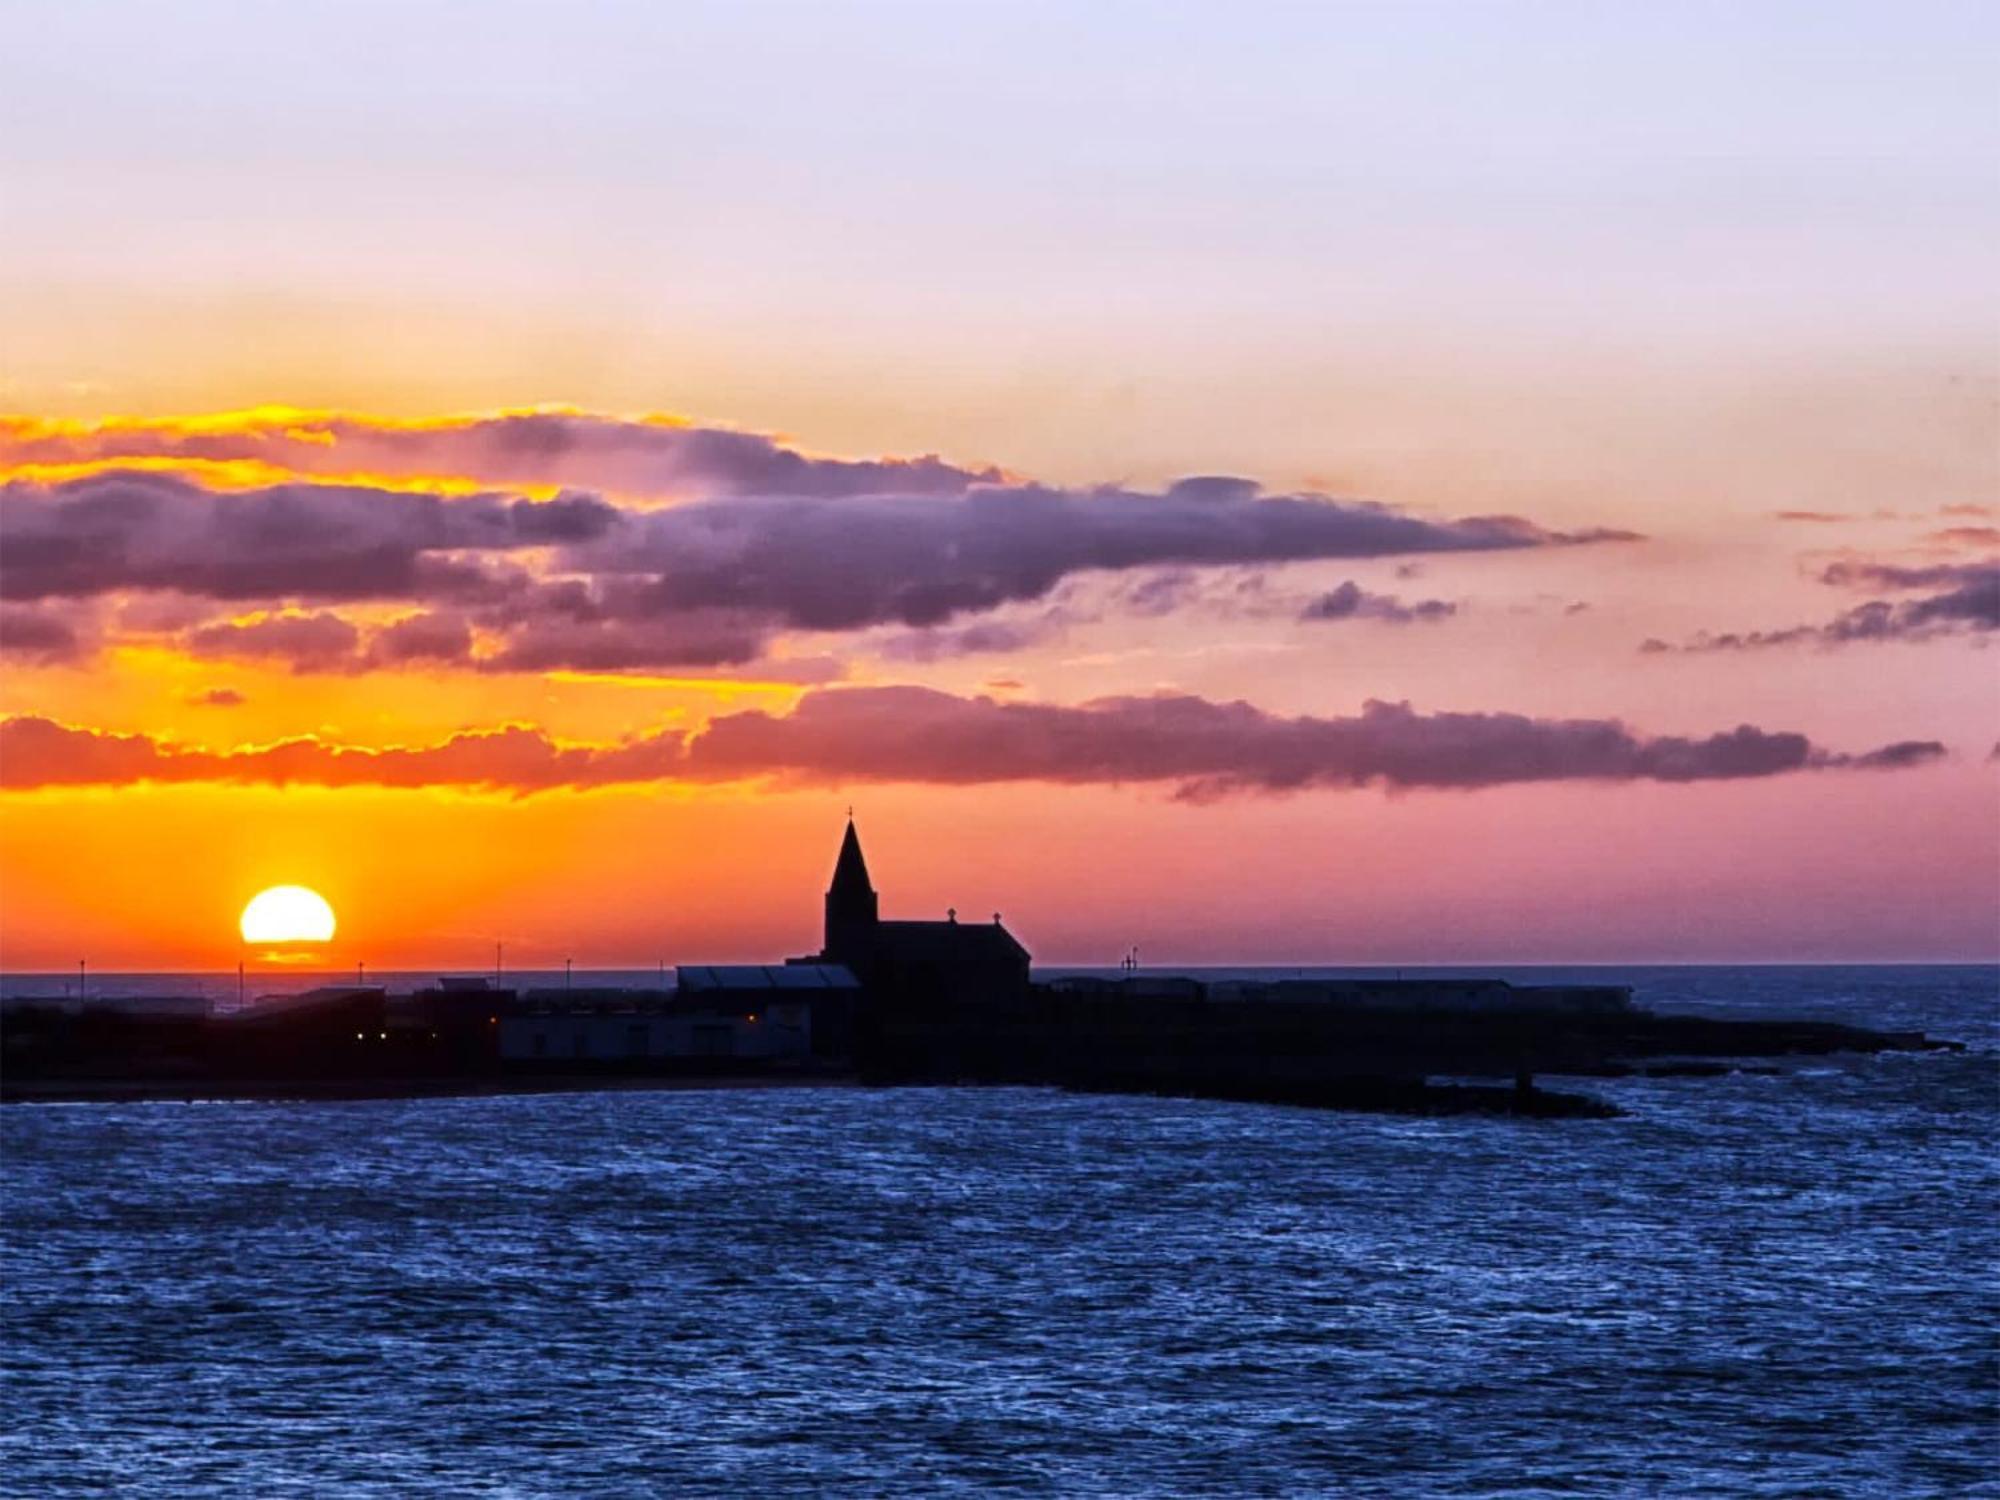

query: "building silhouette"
left=809, top=818, right=1031, bottom=1009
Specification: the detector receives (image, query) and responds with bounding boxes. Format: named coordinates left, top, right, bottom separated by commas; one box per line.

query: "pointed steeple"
left=823, top=817, right=879, bottom=961
left=829, top=817, right=873, bottom=901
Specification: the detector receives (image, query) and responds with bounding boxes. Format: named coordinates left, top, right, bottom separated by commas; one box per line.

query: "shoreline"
left=2, top=1071, right=1618, bottom=1119
left=0, top=1072, right=860, bottom=1106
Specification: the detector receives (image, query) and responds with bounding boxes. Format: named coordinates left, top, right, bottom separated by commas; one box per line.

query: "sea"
left=2, top=964, right=1995, bottom=1497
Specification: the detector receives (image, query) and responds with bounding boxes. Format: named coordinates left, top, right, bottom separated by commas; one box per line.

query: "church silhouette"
left=803, top=819, right=1031, bottom=1009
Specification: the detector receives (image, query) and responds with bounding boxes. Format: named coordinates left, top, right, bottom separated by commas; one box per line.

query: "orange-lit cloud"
left=0, top=407, right=1001, bottom=502
left=0, top=690, right=1944, bottom=798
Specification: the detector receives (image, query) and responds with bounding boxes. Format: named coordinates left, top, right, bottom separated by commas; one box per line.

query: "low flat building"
left=494, top=966, right=850, bottom=1064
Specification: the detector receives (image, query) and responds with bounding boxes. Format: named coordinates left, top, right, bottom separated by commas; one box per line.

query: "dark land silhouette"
left=0, top=821, right=1961, bottom=1109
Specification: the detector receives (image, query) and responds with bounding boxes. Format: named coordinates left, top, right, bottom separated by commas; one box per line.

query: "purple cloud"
left=1301, top=580, right=1457, bottom=625
left=184, top=611, right=362, bottom=672
left=0, top=471, right=605, bottom=605
left=0, top=603, right=87, bottom=663
left=1, top=463, right=1633, bottom=672
left=1653, top=559, right=1998, bottom=651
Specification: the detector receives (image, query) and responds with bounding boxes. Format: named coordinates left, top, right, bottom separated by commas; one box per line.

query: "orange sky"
left=2, top=6, right=1995, bottom=969
left=1, top=404, right=1994, bottom=969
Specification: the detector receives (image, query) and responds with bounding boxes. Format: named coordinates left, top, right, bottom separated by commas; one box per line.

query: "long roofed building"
left=811, top=818, right=1031, bottom=1010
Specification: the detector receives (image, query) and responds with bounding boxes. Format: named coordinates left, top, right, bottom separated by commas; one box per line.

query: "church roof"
left=829, top=819, right=873, bottom=898
left=875, top=919, right=1029, bottom=964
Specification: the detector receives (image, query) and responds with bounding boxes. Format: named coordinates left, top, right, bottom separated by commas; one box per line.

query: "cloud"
left=1301, top=580, right=1457, bottom=625
left=474, top=599, right=773, bottom=672
left=0, top=690, right=1924, bottom=798
left=874, top=617, right=1064, bottom=663
left=686, top=689, right=1909, bottom=796
left=0, top=470, right=603, bottom=605
left=0, top=409, right=1005, bottom=501
left=187, top=687, right=246, bottom=708
left=1654, top=559, right=1998, bottom=651
left=1772, top=510, right=1854, bottom=523
left=1843, top=740, right=1948, bottom=770
left=1923, top=526, right=2000, bottom=549
left=1818, top=559, right=1993, bottom=592
left=185, top=611, right=362, bottom=672
left=0, top=717, right=689, bottom=794
left=1, top=458, right=1632, bottom=671
left=0, top=603, right=88, bottom=663
left=584, top=484, right=1618, bottom=634
left=366, top=611, right=474, bottom=666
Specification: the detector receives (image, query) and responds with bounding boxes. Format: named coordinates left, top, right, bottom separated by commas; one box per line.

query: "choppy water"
left=4, top=966, right=1996, bottom=1496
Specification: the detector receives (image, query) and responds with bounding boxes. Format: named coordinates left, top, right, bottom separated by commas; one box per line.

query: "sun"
left=240, top=885, right=337, bottom=945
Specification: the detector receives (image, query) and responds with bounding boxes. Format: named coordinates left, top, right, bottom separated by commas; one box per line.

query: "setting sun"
left=239, top=885, right=337, bottom=946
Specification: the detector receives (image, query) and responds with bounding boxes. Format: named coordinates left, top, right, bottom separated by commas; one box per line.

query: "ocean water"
left=3, top=965, right=1995, bottom=1496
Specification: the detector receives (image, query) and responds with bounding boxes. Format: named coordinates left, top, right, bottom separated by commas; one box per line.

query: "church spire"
left=823, top=817, right=878, bottom=961
left=829, top=817, right=873, bottom=901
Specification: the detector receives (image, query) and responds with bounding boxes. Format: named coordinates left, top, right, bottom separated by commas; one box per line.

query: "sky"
left=1, top=1, right=1995, bottom=970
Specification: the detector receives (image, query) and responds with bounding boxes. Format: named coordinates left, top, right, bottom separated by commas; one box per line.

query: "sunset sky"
left=2, top=2, right=1995, bottom=969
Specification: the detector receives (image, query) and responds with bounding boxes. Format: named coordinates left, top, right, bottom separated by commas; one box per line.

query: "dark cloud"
left=0, top=465, right=1631, bottom=671
left=1771, top=510, right=1853, bottom=523
left=185, top=611, right=361, bottom=672
left=0, top=603, right=86, bottom=662
left=0, top=471, right=607, bottom=605
left=367, top=611, right=474, bottom=666
left=1843, top=740, right=1948, bottom=770
left=476, top=604, right=773, bottom=673
left=1301, top=581, right=1456, bottom=625
left=587, top=485, right=1622, bottom=633
left=188, top=687, right=246, bottom=708
left=1655, top=560, right=1998, bottom=651
left=1818, top=559, right=1992, bottom=591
